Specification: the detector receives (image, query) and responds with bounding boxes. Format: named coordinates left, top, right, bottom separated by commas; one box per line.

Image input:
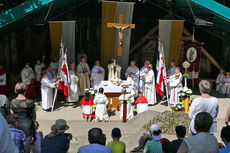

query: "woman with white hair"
left=189, top=80, right=219, bottom=135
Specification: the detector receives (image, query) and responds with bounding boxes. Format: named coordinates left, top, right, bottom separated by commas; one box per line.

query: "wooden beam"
left=107, top=23, right=135, bottom=28
left=129, top=25, right=159, bottom=54
left=181, top=36, right=193, bottom=41
left=183, top=28, right=222, bottom=70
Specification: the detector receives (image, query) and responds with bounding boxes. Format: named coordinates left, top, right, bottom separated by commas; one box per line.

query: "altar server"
left=0, top=64, right=8, bottom=95
left=94, top=87, right=109, bottom=122
left=91, top=60, right=105, bottom=90
left=77, top=57, right=91, bottom=96
left=80, top=89, right=95, bottom=121
left=144, top=64, right=157, bottom=105
left=50, top=56, right=58, bottom=79
left=216, top=69, right=225, bottom=93
left=119, top=88, right=135, bottom=121
left=21, top=62, right=35, bottom=99
left=135, top=91, right=148, bottom=114
left=168, top=67, right=183, bottom=105
left=68, top=62, right=79, bottom=103
left=125, top=61, right=139, bottom=96
left=35, top=59, right=45, bottom=96
left=41, top=72, right=57, bottom=111
left=139, top=60, right=150, bottom=93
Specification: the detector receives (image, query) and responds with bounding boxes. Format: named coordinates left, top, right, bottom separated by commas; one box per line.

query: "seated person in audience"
left=107, top=128, right=126, bottom=153
left=0, top=113, right=18, bottom=153
left=223, top=72, right=230, bottom=95
left=80, top=89, right=95, bottom=122
left=41, top=119, right=72, bottom=153
left=32, top=121, right=43, bottom=153
left=135, top=91, right=148, bottom=114
left=6, top=114, right=31, bottom=153
left=0, top=94, right=10, bottom=117
left=172, top=125, right=186, bottom=153
left=177, top=112, right=219, bottom=153
left=219, top=126, right=230, bottom=153
left=144, top=124, right=163, bottom=153
left=162, top=141, right=174, bottom=153
left=225, top=107, right=230, bottom=126
left=78, top=128, right=112, bottom=153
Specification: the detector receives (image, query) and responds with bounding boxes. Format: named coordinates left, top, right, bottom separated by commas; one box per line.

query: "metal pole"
left=51, top=88, right=58, bottom=112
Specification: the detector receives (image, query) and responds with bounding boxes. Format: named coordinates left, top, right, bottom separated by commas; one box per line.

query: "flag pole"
left=160, top=41, right=170, bottom=108
left=52, top=39, right=64, bottom=112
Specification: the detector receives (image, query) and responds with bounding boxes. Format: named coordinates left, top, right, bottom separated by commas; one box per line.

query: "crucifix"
left=107, top=14, right=135, bottom=56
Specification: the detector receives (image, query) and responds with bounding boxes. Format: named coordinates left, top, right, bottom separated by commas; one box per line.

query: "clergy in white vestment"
left=215, top=69, right=225, bottom=93
left=144, top=64, right=157, bottom=105
left=91, top=60, right=105, bottom=90
left=50, top=56, right=58, bottom=79
left=167, top=60, right=176, bottom=77
left=119, top=88, right=135, bottom=120
left=21, top=63, right=35, bottom=99
left=67, top=62, right=79, bottom=103
left=41, top=72, right=57, bottom=111
left=135, top=91, right=148, bottom=114
left=35, top=59, right=45, bottom=96
left=168, top=67, right=183, bottom=105
left=125, top=61, right=139, bottom=96
left=139, top=60, right=150, bottom=93
left=94, top=88, right=109, bottom=122
left=223, top=72, right=230, bottom=96
left=80, top=89, right=95, bottom=121
left=108, top=58, right=121, bottom=81
left=77, top=57, right=91, bottom=96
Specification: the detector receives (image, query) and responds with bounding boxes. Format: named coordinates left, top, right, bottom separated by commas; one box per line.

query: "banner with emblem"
left=183, top=42, right=202, bottom=86
left=183, top=42, right=202, bottom=72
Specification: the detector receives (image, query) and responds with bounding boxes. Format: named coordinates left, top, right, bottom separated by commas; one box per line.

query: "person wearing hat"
left=41, top=119, right=72, bottom=153
left=168, top=67, right=183, bottom=105
left=144, top=124, right=163, bottom=153
left=80, top=89, right=95, bottom=121
left=107, top=128, right=126, bottom=153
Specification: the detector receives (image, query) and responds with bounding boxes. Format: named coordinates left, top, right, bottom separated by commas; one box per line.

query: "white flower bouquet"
left=171, top=103, right=185, bottom=112
left=178, top=87, right=193, bottom=98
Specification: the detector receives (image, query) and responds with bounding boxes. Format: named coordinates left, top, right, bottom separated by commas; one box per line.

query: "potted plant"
left=171, top=103, right=185, bottom=112
left=178, top=87, right=192, bottom=113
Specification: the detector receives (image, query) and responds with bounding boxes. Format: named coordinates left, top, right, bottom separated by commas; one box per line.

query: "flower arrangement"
left=89, top=88, right=97, bottom=98
left=178, top=87, right=193, bottom=98
left=171, top=103, right=185, bottom=112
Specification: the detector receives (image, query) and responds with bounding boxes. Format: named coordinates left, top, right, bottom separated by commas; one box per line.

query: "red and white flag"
left=155, top=41, right=167, bottom=96
left=57, top=52, right=69, bottom=99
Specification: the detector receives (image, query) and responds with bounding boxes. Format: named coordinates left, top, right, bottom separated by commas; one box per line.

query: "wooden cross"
left=107, top=14, right=135, bottom=56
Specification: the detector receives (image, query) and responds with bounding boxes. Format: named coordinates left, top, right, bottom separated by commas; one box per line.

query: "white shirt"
left=189, top=97, right=219, bottom=134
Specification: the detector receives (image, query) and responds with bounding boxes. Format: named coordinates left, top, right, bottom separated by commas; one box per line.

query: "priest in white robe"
left=168, top=67, right=183, bottom=105
left=216, top=69, right=226, bottom=93
left=68, top=62, right=79, bottom=103
left=108, top=58, right=121, bottom=81
left=91, top=60, right=105, bottom=90
left=41, top=72, right=57, bottom=111
left=139, top=60, right=150, bottom=93
left=144, top=64, right=157, bottom=105
left=125, top=61, right=139, bottom=96
left=223, top=72, right=230, bottom=95
left=119, top=88, right=135, bottom=121
left=77, top=57, right=91, bottom=96
left=21, top=63, right=35, bottom=99
left=50, top=56, right=58, bottom=79
left=94, top=88, right=109, bottom=122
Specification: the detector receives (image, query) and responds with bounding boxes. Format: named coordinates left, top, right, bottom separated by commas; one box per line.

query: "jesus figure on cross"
left=107, top=14, right=135, bottom=56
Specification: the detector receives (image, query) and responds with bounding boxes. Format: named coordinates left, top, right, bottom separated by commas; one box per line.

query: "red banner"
left=183, top=42, right=202, bottom=72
